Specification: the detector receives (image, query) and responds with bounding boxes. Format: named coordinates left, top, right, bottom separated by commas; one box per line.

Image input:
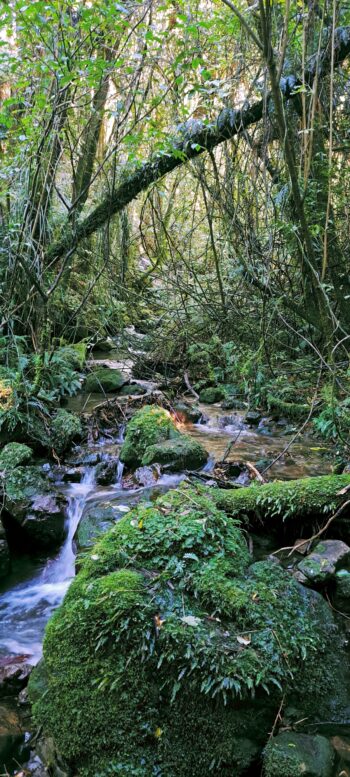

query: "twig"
left=272, top=499, right=350, bottom=557
left=268, top=694, right=285, bottom=740
left=184, top=371, right=199, bottom=400
left=246, top=461, right=266, bottom=483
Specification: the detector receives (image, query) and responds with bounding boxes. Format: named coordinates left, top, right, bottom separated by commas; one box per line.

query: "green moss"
left=267, top=394, right=309, bottom=420
left=198, top=386, right=226, bottom=404
left=57, top=342, right=88, bottom=370
left=51, top=409, right=82, bottom=456
left=120, top=405, right=179, bottom=468
left=263, top=732, right=335, bottom=777
left=0, top=442, right=33, bottom=470
left=4, top=465, right=49, bottom=502
left=32, top=483, right=340, bottom=777
left=141, top=435, right=207, bottom=470
left=85, top=368, right=127, bottom=393
left=213, top=473, right=350, bottom=529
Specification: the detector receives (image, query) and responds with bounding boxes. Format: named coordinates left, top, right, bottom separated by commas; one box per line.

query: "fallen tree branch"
left=45, top=26, right=350, bottom=266
left=184, top=371, right=199, bottom=400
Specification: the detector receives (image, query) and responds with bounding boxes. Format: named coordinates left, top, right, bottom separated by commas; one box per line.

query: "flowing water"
left=0, top=403, right=331, bottom=664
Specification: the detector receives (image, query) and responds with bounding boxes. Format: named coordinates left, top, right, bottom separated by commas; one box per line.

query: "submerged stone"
left=263, top=732, right=335, bottom=777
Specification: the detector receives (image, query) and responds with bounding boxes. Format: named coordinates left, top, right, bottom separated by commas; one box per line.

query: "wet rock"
left=0, top=656, right=33, bottom=697
left=217, top=414, right=244, bottom=430
left=95, top=459, right=119, bottom=486
left=142, top=436, right=208, bottom=471
left=0, top=443, right=33, bottom=469
left=221, top=397, right=245, bottom=410
left=263, top=732, right=335, bottom=777
left=35, top=735, right=70, bottom=777
left=16, top=495, right=66, bottom=549
left=198, top=386, right=225, bottom=404
left=60, top=466, right=84, bottom=483
left=118, top=383, right=147, bottom=396
left=245, top=409, right=262, bottom=425
left=68, top=451, right=102, bottom=466
left=25, top=753, right=50, bottom=777
left=333, top=570, right=350, bottom=613
left=85, top=367, right=128, bottom=393
left=133, top=464, right=161, bottom=487
left=173, top=402, right=202, bottom=423
left=0, top=700, right=27, bottom=764
left=4, top=467, right=67, bottom=550
left=75, top=502, right=121, bottom=552
left=296, top=540, right=350, bottom=585
left=0, top=521, right=10, bottom=578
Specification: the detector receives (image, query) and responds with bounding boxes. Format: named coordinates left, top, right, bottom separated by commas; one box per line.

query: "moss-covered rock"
left=263, top=732, right=335, bottom=777
left=31, top=484, right=346, bottom=777
left=142, top=435, right=207, bottom=470
left=333, top=569, right=350, bottom=612
left=198, top=386, right=226, bottom=404
left=0, top=443, right=32, bottom=470
left=85, top=368, right=128, bottom=393
left=51, top=410, right=82, bottom=456
left=120, top=406, right=179, bottom=468
left=118, top=383, right=147, bottom=396
left=173, top=402, right=202, bottom=423
left=213, top=474, right=350, bottom=534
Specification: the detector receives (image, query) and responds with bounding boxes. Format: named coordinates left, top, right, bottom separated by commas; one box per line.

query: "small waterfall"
left=0, top=467, right=96, bottom=663
left=116, top=460, right=124, bottom=485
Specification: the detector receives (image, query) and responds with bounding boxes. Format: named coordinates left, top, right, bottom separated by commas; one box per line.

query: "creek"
left=0, top=402, right=330, bottom=665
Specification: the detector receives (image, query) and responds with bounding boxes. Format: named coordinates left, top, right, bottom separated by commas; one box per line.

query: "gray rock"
left=95, top=459, right=118, bottom=485
left=173, top=402, right=202, bottom=423
left=297, top=540, right=350, bottom=585
left=20, top=494, right=66, bottom=549
left=133, top=464, right=161, bottom=487
left=263, top=732, right=335, bottom=777
left=0, top=656, right=33, bottom=697
left=245, top=409, right=262, bottom=425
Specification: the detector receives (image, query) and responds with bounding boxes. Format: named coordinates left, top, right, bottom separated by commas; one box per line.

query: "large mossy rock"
left=0, top=443, right=33, bottom=470
left=3, top=466, right=66, bottom=549
left=120, top=405, right=207, bottom=470
left=51, top=410, right=82, bottom=457
left=119, top=406, right=179, bottom=468
left=142, top=436, right=207, bottom=470
left=85, top=368, right=128, bottom=393
left=31, top=484, right=346, bottom=777
left=263, top=732, right=335, bottom=777
left=198, top=386, right=226, bottom=404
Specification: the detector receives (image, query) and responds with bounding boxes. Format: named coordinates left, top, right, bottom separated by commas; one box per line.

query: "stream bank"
left=0, top=374, right=349, bottom=777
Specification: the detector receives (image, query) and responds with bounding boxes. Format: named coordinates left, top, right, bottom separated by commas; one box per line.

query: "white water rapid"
left=0, top=468, right=96, bottom=663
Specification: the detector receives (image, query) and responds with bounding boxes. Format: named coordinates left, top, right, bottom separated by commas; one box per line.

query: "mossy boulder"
left=198, top=386, right=226, bottom=404
left=263, top=732, right=335, bottom=777
left=51, top=410, right=82, bottom=457
left=31, top=484, right=346, bottom=777
left=118, top=383, right=147, bottom=396
left=142, top=436, right=207, bottom=470
left=0, top=443, right=33, bottom=470
left=120, top=406, right=179, bottom=468
left=85, top=368, right=128, bottom=393
left=333, top=569, right=350, bottom=612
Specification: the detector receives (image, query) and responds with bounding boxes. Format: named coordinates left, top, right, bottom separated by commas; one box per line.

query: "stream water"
left=0, top=403, right=331, bottom=665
